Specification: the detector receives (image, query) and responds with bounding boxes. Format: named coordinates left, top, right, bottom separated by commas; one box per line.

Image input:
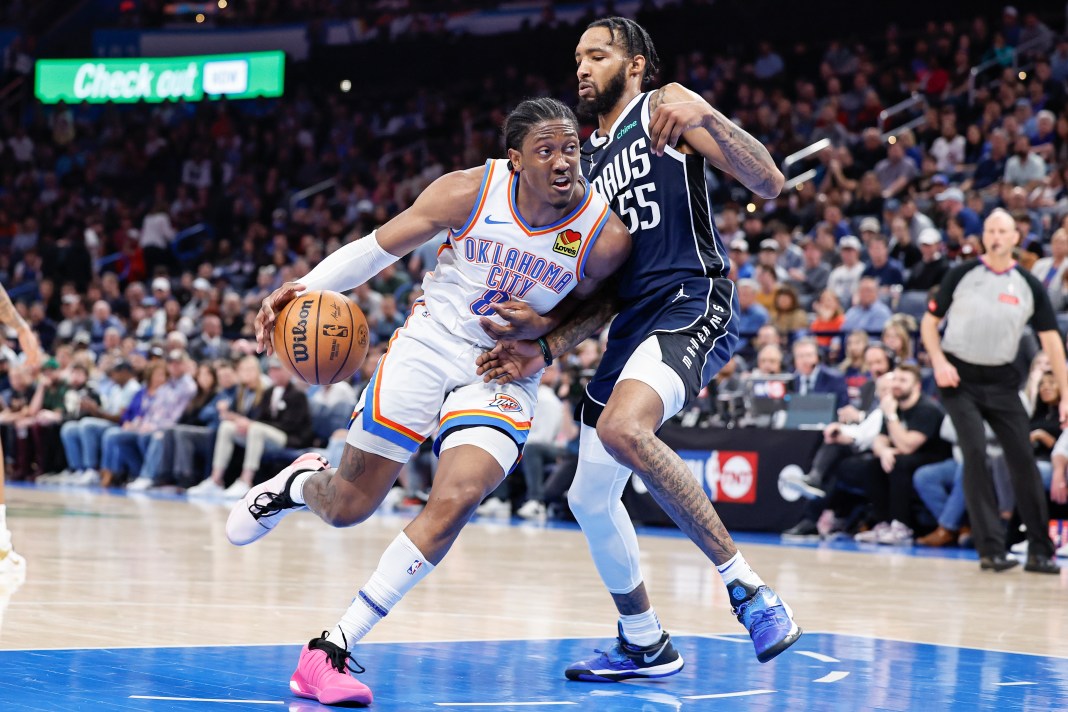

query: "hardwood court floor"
left=1, top=486, right=1066, bottom=710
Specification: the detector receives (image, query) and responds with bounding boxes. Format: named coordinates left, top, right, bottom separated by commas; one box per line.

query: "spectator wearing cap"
left=729, top=238, right=754, bottom=279
left=827, top=235, right=865, bottom=307
left=757, top=238, right=788, bottom=281
left=181, top=278, right=214, bottom=321
left=1030, top=228, right=1068, bottom=311
left=201, top=355, right=312, bottom=499
left=874, top=142, right=919, bottom=199
left=862, top=234, right=905, bottom=288
left=858, top=216, right=882, bottom=248
left=88, top=300, right=125, bottom=356
left=135, top=295, right=167, bottom=345
left=770, top=222, right=804, bottom=273
left=1003, top=134, right=1048, bottom=188
left=57, top=360, right=141, bottom=486
left=842, top=276, right=893, bottom=334
left=935, top=188, right=982, bottom=237
left=735, top=279, right=769, bottom=343
left=906, top=229, right=951, bottom=292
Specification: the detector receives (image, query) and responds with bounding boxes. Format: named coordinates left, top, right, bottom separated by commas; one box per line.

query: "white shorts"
left=347, top=301, right=538, bottom=470
left=616, top=336, right=687, bottom=427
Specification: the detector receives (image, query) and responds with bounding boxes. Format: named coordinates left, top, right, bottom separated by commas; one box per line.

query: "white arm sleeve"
left=298, top=231, right=401, bottom=293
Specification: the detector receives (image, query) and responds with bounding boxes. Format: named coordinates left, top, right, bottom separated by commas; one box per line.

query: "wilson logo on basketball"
left=553, top=229, right=582, bottom=258
left=290, top=299, right=315, bottom=363
left=489, top=394, right=523, bottom=413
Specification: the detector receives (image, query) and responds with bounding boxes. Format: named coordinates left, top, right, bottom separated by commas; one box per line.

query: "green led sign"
left=35, top=51, right=284, bottom=104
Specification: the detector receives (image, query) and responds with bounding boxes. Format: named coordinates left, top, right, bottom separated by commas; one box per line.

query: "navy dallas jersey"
left=580, top=91, right=739, bottom=424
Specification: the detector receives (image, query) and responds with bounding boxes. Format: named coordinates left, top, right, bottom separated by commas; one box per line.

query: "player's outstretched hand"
left=476, top=341, right=544, bottom=384
left=256, top=281, right=305, bottom=356
left=648, top=100, right=711, bottom=156
left=478, top=300, right=551, bottom=341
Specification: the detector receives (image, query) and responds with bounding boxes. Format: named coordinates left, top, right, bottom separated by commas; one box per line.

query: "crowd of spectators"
left=0, top=5, right=1066, bottom=541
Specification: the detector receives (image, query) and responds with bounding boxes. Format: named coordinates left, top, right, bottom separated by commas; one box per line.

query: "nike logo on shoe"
left=643, top=639, right=670, bottom=664
left=484, top=215, right=510, bottom=225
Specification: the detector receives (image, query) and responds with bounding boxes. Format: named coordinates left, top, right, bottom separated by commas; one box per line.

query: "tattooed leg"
left=597, top=379, right=738, bottom=565
left=303, top=444, right=405, bottom=528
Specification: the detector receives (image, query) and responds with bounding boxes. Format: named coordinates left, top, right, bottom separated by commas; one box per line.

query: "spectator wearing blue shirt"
left=861, top=234, right=905, bottom=288
left=935, top=188, right=981, bottom=236
left=842, top=277, right=893, bottom=334
left=729, top=238, right=754, bottom=279
left=735, top=279, right=769, bottom=340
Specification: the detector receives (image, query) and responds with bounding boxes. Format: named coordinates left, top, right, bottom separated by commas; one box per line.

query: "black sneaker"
left=564, top=622, right=684, bottom=682
left=1024, top=555, right=1060, bottom=574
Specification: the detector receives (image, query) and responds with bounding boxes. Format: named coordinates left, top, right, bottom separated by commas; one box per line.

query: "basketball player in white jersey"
left=0, top=283, right=39, bottom=585
left=226, top=98, right=631, bottom=706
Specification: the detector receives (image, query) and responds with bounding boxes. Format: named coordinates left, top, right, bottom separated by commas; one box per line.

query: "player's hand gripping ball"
left=273, top=290, right=369, bottom=385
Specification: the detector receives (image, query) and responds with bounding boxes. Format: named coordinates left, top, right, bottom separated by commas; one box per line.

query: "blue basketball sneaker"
left=728, top=579, right=802, bottom=663
left=564, top=622, right=684, bottom=682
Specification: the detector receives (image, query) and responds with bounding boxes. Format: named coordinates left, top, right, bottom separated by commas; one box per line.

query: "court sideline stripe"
left=129, top=695, right=283, bottom=704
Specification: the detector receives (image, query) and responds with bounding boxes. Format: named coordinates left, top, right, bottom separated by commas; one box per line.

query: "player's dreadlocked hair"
left=503, top=97, right=578, bottom=170
left=587, top=17, right=660, bottom=86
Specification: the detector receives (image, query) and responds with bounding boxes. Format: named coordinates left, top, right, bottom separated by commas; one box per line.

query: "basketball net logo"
left=489, top=394, right=523, bottom=413
left=553, top=229, right=582, bottom=258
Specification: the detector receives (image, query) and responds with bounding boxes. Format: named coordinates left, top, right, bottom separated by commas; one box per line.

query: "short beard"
left=577, top=65, right=628, bottom=121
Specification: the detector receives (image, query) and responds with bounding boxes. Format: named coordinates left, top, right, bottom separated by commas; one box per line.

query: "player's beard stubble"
left=577, top=64, right=628, bottom=121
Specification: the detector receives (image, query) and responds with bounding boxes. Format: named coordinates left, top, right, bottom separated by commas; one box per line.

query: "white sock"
left=326, top=531, right=435, bottom=650
left=288, top=471, right=317, bottom=506
left=0, top=504, right=6, bottom=532
left=619, top=609, right=663, bottom=647
left=716, top=551, right=764, bottom=590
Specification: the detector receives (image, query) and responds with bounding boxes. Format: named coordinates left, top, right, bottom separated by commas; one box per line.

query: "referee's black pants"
left=939, top=358, right=1055, bottom=559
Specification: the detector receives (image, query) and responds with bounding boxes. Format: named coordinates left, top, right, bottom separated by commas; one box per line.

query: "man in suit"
left=792, top=337, right=848, bottom=410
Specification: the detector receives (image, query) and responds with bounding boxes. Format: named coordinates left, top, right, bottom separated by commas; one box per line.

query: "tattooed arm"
left=476, top=290, right=618, bottom=385
left=0, top=283, right=41, bottom=370
left=647, top=83, right=784, bottom=199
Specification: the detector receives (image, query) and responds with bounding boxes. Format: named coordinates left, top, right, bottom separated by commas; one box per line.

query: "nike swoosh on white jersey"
left=484, top=215, right=510, bottom=225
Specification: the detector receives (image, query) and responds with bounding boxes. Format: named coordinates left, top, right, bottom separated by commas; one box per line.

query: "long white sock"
left=326, top=532, right=434, bottom=650
left=716, top=551, right=764, bottom=590
left=0, top=504, right=6, bottom=532
left=288, top=471, right=317, bottom=505
left=619, top=609, right=663, bottom=647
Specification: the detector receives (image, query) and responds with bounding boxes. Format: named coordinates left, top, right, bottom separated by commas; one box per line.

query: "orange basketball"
left=273, top=290, right=369, bottom=385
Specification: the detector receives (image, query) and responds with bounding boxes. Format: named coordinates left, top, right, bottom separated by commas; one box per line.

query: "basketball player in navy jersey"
left=478, top=18, right=801, bottom=679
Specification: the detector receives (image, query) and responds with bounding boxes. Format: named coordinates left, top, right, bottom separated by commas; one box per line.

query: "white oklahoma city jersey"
left=422, top=158, right=613, bottom=347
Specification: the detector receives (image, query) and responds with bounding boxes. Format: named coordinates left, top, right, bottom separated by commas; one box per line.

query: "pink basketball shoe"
left=290, top=632, right=373, bottom=706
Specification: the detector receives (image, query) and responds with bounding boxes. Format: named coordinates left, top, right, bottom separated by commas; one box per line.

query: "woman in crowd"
left=771, top=284, right=809, bottom=335
left=809, top=289, right=845, bottom=353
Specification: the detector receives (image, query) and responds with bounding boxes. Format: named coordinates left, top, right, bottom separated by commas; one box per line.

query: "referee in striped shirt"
left=921, top=209, right=1065, bottom=574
